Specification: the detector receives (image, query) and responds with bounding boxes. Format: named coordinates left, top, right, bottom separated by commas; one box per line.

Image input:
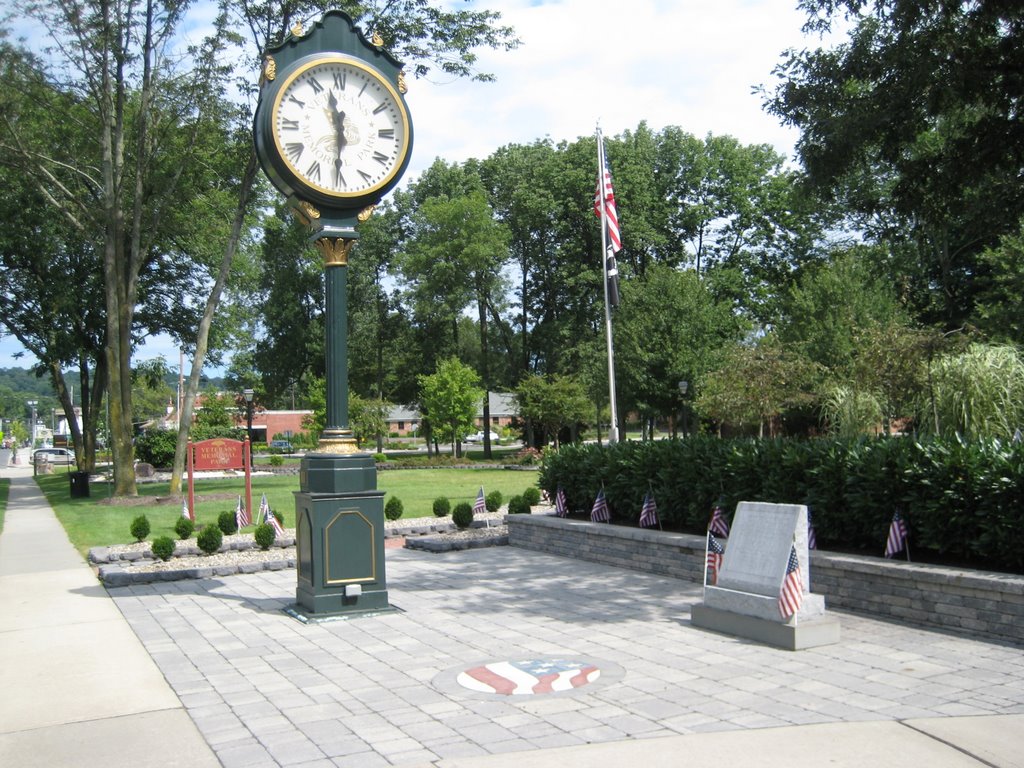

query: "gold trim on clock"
left=269, top=54, right=411, bottom=201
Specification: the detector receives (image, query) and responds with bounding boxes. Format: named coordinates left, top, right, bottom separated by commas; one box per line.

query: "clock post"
left=253, top=11, right=413, bottom=619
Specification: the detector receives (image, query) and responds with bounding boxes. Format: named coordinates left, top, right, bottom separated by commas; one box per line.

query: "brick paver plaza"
left=110, top=546, right=1024, bottom=768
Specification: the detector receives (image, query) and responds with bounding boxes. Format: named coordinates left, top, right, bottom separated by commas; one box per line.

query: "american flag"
left=181, top=499, right=191, bottom=521
left=555, top=486, right=568, bottom=518
left=708, top=503, right=730, bottom=537
left=473, top=487, right=487, bottom=515
left=884, top=510, right=908, bottom=558
left=639, top=491, right=659, bottom=528
left=779, top=545, right=804, bottom=619
left=590, top=489, right=610, bottom=523
left=594, top=133, right=622, bottom=307
left=594, top=150, right=622, bottom=253
left=706, top=532, right=724, bottom=586
left=457, top=659, right=600, bottom=696
left=235, top=495, right=251, bottom=529
left=807, top=508, right=817, bottom=550
left=263, top=498, right=284, bottom=537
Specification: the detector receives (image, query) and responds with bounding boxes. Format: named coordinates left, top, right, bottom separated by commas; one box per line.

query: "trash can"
left=69, top=470, right=91, bottom=498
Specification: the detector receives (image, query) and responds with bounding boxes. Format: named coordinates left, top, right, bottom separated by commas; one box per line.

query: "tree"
left=764, top=0, right=1024, bottom=329
left=613, top=264, right=746, bottom=434
left=402, top=175, right=509, bottom=457
left=349, top=392, right=390, bottom=449
left=697, top=335, right=821, bottom=437
left=779, top=247, right=908, bottom=374
left=418, top=357, right=483, bottom=457
left=514, top=374, right=590, bottom=449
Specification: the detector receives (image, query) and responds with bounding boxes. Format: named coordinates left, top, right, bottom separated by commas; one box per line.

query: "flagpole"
left=597, top=126, right=620, bottom=444
left=702, top=532, right=710, bottom=600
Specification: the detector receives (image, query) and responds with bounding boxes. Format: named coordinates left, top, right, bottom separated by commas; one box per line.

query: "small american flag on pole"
left=182, top=499, right=191, bottom=521
left=235, top=495, right=251, bottom=529
left=884, top=510, right=908, bottom=558
left=555, top=486, right=568, bottom=518
left=708, top=503, right=730, bottom=537
left=706, top=532, right=724, bottom=585
left=590, top=489, right=610, bottom=523
left=473, top=487, right=487, bottom=515
left=779, top=545, right=804, bottom=619
left=263, top=498, right=284, bottom=537
left=639, top=491, right=659, bottom=528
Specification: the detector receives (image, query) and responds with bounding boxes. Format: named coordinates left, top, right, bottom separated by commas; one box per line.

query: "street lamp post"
left=242, top=388, right=254, bottom=449
left=27, top=400, right=37, bottom=448
left=678, top=381, right=689, bottom=437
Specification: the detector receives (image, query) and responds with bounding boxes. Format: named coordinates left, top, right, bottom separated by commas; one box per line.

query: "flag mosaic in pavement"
left=456, top=658, right=600, bottom=696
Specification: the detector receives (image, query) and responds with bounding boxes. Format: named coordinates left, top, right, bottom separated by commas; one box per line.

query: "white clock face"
left=271, top=57, right=410, bottom=198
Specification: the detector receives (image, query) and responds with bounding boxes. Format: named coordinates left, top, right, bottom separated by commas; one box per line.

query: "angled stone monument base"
left=690, top=501, right=840, bottom=651
left=691, top=598, right=840, bottom=651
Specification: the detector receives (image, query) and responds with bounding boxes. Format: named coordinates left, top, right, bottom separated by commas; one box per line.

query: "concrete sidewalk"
left=1, top=464, right=1023, bottom=768
left=0, top=467, right=218, bottom=767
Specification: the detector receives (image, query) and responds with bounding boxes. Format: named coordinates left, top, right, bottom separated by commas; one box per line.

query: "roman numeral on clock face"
left=309, top=78, right=323, bottom=94
left=378, top=128, right=394, bottom=139
left=373, top=151, right=389, bottom=165
left=286, top=142, right=303, bottom=162
left=333, top=71, right=346, bottom=90
left=306, top=161, right=321, bottom=182
left=281, top=119, right=299, bottom=130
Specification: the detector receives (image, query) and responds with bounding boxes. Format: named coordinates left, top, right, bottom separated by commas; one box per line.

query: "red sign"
left=184, top=438, right=252, bottom=522
left=192, top=438, right=245, bottom=470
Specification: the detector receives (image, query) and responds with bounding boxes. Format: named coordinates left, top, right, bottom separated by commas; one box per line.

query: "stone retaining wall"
left=506, top=515, right=1023, bottom=646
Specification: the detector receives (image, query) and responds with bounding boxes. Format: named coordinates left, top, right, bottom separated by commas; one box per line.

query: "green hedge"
left=539, top=436, right=1024, bottom=572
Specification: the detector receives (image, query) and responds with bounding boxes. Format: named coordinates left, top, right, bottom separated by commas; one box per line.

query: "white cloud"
left=402, top=0, right=831, bottom=180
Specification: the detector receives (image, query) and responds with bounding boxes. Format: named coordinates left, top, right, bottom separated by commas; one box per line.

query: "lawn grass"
left=37, top=467, right=540, bottom=556
left=0, top=479, right=9, bottom=535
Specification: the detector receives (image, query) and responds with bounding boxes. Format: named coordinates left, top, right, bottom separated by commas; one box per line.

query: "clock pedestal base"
left=293, top=453, right=392, bottom=618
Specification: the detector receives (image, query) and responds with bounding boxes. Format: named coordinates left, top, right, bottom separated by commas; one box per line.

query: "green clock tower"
left=253, top=10, right=413, bottom=618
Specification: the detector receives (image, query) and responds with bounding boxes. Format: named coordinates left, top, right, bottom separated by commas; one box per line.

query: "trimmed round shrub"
left=522, top=486, right=542, bottom=506
left=196, top=525, right=223, bottom=555
left=268, top=454, right=284, bottom=467
left=507, top=495, right=530, bottom=515
left=384, top=496, right=404, bottom=521
left=174, top=516, right=195, bottom=540
left=218, top=510, right=239, bottom=536
left=253, top=523, right=276, bottom=550
left=373, top=453, right=387, bottom=463
left=150, top=536, right=175, bottom=562
left=432, top=496, right=450, bottom=517
left=452, top=501, right=474, bottom=530
left=484, top=490, right=503, bottom=513
left=130, top=514, right=151, bottom=542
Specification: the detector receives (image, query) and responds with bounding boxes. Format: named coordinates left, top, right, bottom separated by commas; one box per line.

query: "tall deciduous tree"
left=764, top=0, right=1024, bottom=329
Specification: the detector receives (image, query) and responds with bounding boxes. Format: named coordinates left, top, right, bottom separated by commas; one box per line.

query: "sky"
left=0, top=0, right=843, bottom=375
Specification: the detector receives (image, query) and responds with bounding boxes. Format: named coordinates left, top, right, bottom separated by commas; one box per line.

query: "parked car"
left=33, top=447, right=76, bottom=465
left=269, top=440, right=293, bottom=452
left=465, top=431, right=499, bottom=443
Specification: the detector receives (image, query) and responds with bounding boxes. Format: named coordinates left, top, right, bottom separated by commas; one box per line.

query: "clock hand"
left=327, top=91, right=347, bottom=160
